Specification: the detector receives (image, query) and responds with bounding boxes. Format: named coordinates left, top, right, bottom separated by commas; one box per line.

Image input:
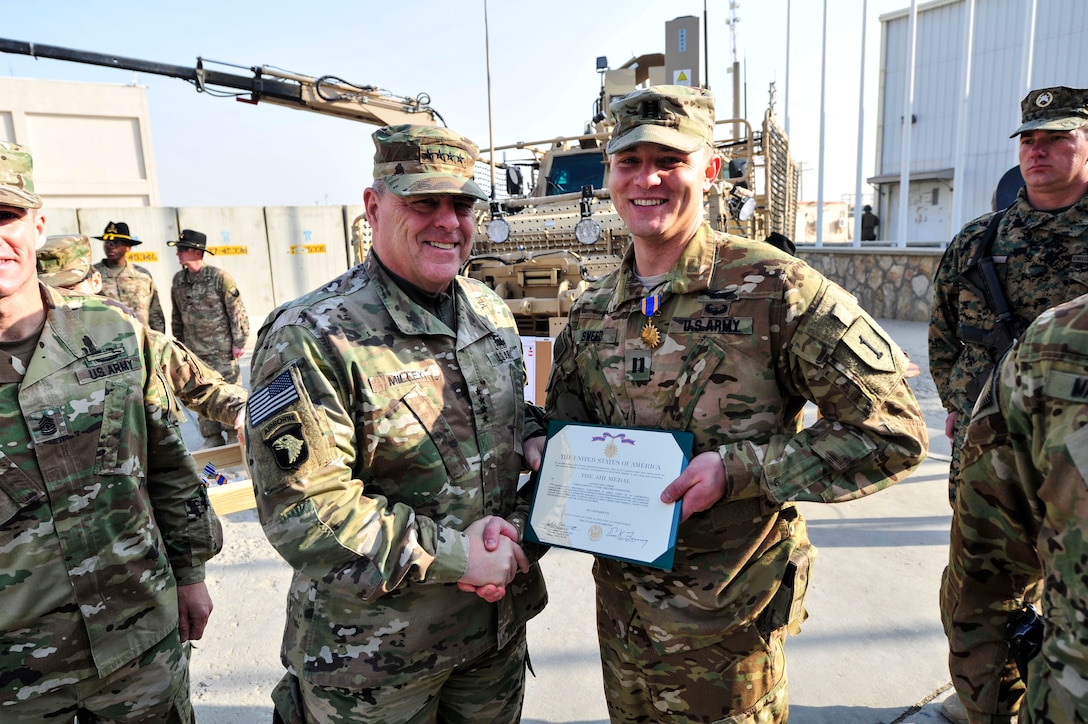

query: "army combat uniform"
left=546, top=224, right=928, bottom=722
left=151, top=330, right=247, bottom=428
left=929, top=187, right=1088, bottom=501
left=40, top=233, right=246, bottom=430
left=95, top=258, right=167, bottom=332
left=947, top=293, right=1088, bottom=723
left=171, top=263, right=249, bottom=439
left=0, top=284, right=222, bottom=720
left=245, top=253, right=547, bottom=722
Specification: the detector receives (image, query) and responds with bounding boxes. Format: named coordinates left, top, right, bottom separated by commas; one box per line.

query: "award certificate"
left=526, top=421, right=692, bottom=570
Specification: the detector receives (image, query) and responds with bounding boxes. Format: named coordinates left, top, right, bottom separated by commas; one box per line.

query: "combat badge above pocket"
left=262, top=411, right=310, bottom=471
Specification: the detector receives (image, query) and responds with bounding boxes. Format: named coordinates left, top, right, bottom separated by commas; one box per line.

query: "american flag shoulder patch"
left=248, top=368, right=301, bottom=427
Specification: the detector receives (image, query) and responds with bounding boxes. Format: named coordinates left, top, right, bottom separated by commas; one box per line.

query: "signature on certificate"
left=539, top=520, right=574, bottom=538
left=606, top=527, right=648, bottom=548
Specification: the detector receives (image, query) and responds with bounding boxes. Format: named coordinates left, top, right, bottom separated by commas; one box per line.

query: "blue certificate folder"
left=525, top=421, right=692, bottom=571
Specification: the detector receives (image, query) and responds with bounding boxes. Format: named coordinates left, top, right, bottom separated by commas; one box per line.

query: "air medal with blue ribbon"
left=640, top=294, right=663, bottom=349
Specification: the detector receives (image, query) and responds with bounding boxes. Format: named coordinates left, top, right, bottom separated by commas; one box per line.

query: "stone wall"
left=795, top=247, right=945, bottom=322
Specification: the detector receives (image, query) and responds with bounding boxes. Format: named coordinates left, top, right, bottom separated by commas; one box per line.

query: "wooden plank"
left=192, top=442, right=245, bottom=470
left=193, top=443, right=254, bottom=516
left=535, top=339, right=552, bottom=405
left=207, top=479, right=257, bottom=516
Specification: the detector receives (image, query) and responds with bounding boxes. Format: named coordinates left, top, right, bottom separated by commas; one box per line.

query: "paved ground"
left=186, top=318, right=960, bottom=723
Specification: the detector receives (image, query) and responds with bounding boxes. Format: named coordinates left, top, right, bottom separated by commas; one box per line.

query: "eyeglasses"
left=104, top=239, right=130, bottom=247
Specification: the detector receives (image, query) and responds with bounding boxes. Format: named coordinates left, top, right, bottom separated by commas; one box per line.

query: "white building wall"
left=0, top=77, right=160, bottom=207
left=875, top=0, right=1088, bottom=243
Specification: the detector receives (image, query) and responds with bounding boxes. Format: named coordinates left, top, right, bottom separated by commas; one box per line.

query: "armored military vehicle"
left=465, top=51, right=800, bottom=337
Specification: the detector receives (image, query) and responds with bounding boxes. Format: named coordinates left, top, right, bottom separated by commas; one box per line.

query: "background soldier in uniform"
left=244, top=124, right=547, bottom=723
left=540, top=86, right=927, bottom=722
left=93, top=220, right=166, bottom=332
left=929, top=86, right=1088, bottom=723
left=947, top=292, right=1088, bottom=723
left=38, top=233, right=247, bottom=434
left=861, top=204, right=879, bottom=241
left=0, top=143, right=222, bottom=721
left=169, top=229, right=249, bottom=447
left=930, top=86, right=1088, bottom=503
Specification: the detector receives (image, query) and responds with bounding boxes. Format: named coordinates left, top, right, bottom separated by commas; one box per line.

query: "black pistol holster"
left=1006, top=602, right=1044, bottom=680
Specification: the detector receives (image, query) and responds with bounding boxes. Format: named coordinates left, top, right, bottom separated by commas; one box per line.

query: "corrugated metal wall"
left=877, top=0, right=1088, bottom=242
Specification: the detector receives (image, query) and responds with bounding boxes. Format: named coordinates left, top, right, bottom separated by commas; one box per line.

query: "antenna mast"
left=727, top=1, right=741, bottom=139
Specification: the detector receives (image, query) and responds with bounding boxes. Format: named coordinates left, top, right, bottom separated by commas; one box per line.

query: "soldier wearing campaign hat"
left=245, top=124, right=547, bottom=723
left=0, top=142, right=223, bottom=721
left=168, top=228, right=247, bottom=448
left=92, top=220, right=166, bottom=332
left=931, top=86, right=1088, bottom=723
left=534, top=86, right=927, bottom=722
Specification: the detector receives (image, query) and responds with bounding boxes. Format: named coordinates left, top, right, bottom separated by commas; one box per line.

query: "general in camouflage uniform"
left=93, top=220, right=167, bottom=332
left=39, top=233, right=247, bottom=431
left=946, top=293, right=1088, bottom=723
left=544, top=86, right=928, bottom=723
left=929, top=86, right=1088, bottom=502
left=0, top=142, right=223, bottom=722
left=169, top=229, right=249, bottom=447
left=930, top=86, right=1088, bottom=723
left=245, top=124, right=547, bottom=723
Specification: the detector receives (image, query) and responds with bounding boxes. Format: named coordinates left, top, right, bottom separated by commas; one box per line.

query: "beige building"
left=0, top=76, right=160, bottom=207
left=796, top=199, right=878, bottom=245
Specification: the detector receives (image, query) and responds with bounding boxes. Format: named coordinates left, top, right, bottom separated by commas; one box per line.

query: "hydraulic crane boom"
left=0, top=38, right=441, bottom=127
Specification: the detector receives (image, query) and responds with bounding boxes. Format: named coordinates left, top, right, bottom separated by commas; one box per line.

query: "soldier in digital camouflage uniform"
left=929, top=86, right=1088, bottom=723
left=947, top=293, right=1088, bottom=723
left=0, top=142, right=222, bottom=722
left=38, top=233, right=247, bottom=433
left=540, top=86, right=928, bottom=723
left=169, top=229, right=249, bottom=447
left=93, top=220, right=167, bottom=332
left=930, top=86, right=1088, bottom=504
left=244, top=124, right=548, bottom=724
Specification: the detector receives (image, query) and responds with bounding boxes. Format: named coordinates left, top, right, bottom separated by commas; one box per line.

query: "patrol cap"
left=37, top=234, right=93, bottom=288
left=168, top=229, right=215, bottom=255
left=97, top=220, right=141, bottom=246
left=371, top=124, right=487, bottom=200
left=606, top=85, right=716, bottom=155
left=1010, top=86, right=1088, bottom=137
left=0, top=141, right=43, bottom=209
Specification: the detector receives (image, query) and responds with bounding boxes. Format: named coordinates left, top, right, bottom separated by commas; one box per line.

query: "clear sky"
left=2, top=0, right=909, bottom=207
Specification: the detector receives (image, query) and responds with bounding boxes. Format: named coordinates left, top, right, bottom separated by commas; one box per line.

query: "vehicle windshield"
left=545, top=152, right=606, bottom=196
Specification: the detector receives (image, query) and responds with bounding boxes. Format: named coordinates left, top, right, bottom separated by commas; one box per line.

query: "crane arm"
left=0, top=38, right=440, bottom=127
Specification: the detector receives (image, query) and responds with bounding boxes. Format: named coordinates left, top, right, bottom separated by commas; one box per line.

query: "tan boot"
left=940, top=693, right=969, bottom=724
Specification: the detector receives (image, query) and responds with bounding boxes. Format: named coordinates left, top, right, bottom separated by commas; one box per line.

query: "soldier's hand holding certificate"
left=526, top=421, right=693, bottom=571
